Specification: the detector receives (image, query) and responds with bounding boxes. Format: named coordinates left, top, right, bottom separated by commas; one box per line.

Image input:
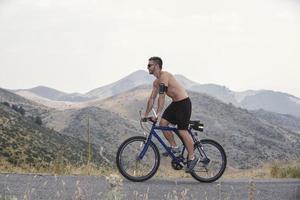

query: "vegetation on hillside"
left=0, top=104, right=108, bottom=169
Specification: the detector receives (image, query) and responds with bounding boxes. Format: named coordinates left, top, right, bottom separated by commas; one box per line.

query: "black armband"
left=159, top=83, right=168, bottom=94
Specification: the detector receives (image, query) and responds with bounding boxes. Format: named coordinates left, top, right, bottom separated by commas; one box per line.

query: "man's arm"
left=156, top=75, right=168, bottom=118
left=156, top=93, right=165, bottom=118
left=144, top=81, right=158, bottom=117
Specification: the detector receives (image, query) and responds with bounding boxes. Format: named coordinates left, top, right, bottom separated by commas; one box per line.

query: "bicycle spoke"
left=117, top=136, right=160, bottom=181
left=190, top=139, right=226, bottom=182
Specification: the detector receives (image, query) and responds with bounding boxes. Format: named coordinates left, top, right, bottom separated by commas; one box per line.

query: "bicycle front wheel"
left=191, top=139, right=227, bottom=182
left=116, top=136, right=160, bottom=182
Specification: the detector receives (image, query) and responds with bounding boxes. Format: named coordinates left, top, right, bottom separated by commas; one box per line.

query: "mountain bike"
left=116, top=109, right=226, bottom=182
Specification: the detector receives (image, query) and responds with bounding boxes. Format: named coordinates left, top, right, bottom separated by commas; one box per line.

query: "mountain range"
left=10, top=70, right=300, bottom=118
left=1, top=71, right=300, bottom=170
left=88, top=85, right=300, bottom=168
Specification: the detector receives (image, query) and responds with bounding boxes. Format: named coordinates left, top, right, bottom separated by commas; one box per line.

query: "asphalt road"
left=0, top=173, right=299, bottom=200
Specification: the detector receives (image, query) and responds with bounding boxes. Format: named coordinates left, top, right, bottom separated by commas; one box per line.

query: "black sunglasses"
left=147, top=64, right=155, bottom=68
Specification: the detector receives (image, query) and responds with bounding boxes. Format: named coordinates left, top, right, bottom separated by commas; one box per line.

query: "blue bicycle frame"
left=138, top=121, right=199, bottom=164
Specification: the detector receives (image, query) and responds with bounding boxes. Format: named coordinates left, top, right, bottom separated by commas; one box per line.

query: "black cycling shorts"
left=162, top=97, right=192, bottom=130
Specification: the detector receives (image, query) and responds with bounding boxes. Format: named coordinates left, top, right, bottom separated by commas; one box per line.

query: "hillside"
left=43, top=106, right=142, bottom=163
left=251, top=109, right=300, bottom=133
left=85, top=70, right=154, bottom=99
left=239, top=90, right=300, bottom=117
left=10, top=70, right=300, bottom=117
left=0, top=104, right=104, bottom=167
left=0, top=88, right=50, bottom=117
left=89, top=86, right=300, bottom=169
left=14, top=90, right=77, bottom=110
left=91, top=85, right=153, bottom=119
left=3, top=85, right=300, bottom=169
left=14, top=86, right=92, bottom=102
left=188, top=91, right=300, bottom=168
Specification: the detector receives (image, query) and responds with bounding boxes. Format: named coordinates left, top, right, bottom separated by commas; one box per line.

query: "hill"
left=43, top=106, right=142, bottom=164
left=14, top=86, right=93, bottom=102
left=88, top=86, right=300, bottom=169
left=11, top=70, right=300, bottom=117
left=0, top=87, right=50, bottom=116
left=0, top=103, right=104, bottom=167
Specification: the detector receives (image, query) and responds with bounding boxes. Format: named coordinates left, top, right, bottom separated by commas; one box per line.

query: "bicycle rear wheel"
left=191, top=139, right=226, bottom=182
left=116, top=136, right=160, bottom=182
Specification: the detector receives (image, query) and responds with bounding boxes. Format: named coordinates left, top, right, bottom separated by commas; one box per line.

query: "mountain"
left=0, top=103, right=104, bottom=166
left=87, top=86, right=300, bottom=169
left=251, top=109, right=300, bottom=133
left=13, top=90, right=76, bottom=110
left=90, top=85, right=153, bottom=119
left=83, top=70, right=300, bottom=117
left=0, top=88, right=50, bottom=117
left=190, top=84, right=238, bottom=105
left=43, top=106, right=142, bottom=163
left=188, top=84, right=300, bottom=118
left=239, top=90, right=300, bottom=117
left=3, top=85, right=300, bottom=169
left=9, top=70, right=300, bottom=117
left=1, top=88, right=42, bottom=106
left=14, top=86, right=93, bottom=102
left=85, top=70, right=154, bottom=99
left=85, top=71, right=197, bottom=100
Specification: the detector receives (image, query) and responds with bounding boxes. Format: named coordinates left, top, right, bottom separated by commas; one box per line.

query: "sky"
left=1, top=0, right=300, bottom=97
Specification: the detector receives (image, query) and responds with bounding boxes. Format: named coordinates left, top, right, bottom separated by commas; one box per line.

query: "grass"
left=270, top=161, right=300, bottom=178
left=0, top=157, right=115, bottom=176
left=223, top=160, right=300, bottom=179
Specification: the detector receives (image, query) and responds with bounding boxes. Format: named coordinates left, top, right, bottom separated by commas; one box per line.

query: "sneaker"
left=185, top=156, right=199, bottom=173
left=162, top=146, right=181, bottom=157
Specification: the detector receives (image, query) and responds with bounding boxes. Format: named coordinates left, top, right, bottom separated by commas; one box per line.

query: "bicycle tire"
left=190, top=139, right=227, bottom=183
left=116, top=136, right=160, bottom=182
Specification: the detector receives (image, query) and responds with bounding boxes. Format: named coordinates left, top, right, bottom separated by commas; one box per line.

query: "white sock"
left=189, top=155, right=195, bottom=161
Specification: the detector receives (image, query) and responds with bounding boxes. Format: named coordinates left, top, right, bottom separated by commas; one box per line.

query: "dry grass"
left=224, top=160, right=300, bottom=179
left=1, top=156, right=299, bottom=179
left=0, top=157, right=115, bottom=176
left=223, top=166, right=270, bottom=179
left=270, top=161, right=300, bottom=178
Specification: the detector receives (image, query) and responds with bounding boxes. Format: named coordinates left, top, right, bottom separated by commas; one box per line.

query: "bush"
left=19, top=106, right=25, bottom=116
left=1, top=102, right=10, bottom=107
left=35, top=116, right=43, bottom=126
left=10, top=104, right=25, bottom=115
left=11, top=104, right=19, bottom=112
left=270, top=163, right=300, bottom=178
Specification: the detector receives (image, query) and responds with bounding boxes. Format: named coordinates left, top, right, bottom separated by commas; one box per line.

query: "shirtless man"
left=143, top=56, right=199, bottom=172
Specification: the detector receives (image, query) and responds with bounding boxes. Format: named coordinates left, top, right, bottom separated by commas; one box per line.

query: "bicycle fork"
left=137, top=134, right=153, bottom=160
left=194, top=141, right=210, bottom=165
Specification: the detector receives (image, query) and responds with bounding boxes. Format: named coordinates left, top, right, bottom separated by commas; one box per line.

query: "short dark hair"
left=149, top=56, right=163, bottom=69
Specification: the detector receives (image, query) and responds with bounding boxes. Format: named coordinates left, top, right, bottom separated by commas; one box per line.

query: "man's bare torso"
left=154, top=71, right=188, bottom=102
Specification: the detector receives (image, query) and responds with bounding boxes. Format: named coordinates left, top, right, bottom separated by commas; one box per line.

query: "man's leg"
left=160, top=118, right=177, bottom=147
left=179, top=129, right=199, bottom=172
left=178, top=130, right=194, bottom=160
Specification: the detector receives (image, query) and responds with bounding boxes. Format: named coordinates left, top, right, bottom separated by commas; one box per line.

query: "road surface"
left=0, top=173, right=299, bottom=200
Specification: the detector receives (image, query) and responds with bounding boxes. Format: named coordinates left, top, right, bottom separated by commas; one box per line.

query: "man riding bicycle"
left=143, top=56, right=199, bottom=172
